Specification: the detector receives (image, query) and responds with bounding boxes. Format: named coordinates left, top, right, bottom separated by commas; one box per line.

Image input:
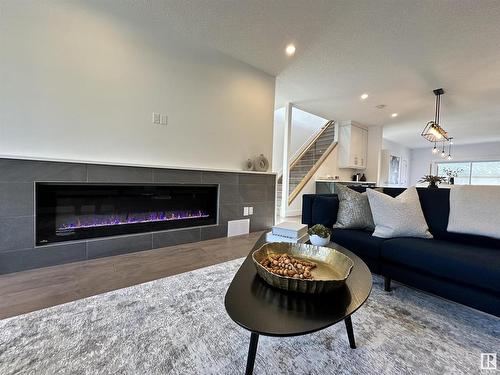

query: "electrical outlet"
left=160, top=114, right=168, bottom=125
left=152, top=112, right=161, bottom=124
left=248, top=207, right=254, bottom=215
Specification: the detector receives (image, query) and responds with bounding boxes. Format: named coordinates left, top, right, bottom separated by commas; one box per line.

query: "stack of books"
left=266, top=222, right=309, bottom=243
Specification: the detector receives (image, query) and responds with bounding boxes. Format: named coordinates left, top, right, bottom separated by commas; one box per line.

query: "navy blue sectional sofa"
left=302, top=187, right=500, bottom=317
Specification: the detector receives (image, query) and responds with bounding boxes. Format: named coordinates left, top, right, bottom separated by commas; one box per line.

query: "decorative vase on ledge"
left=428, top=181, right=438, bottom=189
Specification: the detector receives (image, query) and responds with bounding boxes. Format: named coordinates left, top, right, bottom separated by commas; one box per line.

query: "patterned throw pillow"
left=333, top=184, right=375, bottom=230
left=366, top=187, right=433, bottom=239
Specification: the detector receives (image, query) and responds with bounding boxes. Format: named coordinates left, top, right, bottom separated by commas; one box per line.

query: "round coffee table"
left=224, top=233, right=372, bottom=375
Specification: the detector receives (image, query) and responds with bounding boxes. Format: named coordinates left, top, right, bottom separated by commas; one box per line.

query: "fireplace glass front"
left=36, top=183, right=218, bottom=245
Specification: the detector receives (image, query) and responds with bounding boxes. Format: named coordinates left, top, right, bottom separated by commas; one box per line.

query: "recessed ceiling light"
left=360, top=93, right=369, bottom=100
left=391, top=113, right=398, bottom=118
left=285, top=44, right=296, bottom=56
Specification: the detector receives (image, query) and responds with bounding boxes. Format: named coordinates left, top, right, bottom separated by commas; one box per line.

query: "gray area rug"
left=0, top=258, right=499, bottom=375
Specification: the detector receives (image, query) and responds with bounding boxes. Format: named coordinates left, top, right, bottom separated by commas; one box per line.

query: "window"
left=437, top=161, right=500, bottom=185
left=471, top=161, right=500, bottom=185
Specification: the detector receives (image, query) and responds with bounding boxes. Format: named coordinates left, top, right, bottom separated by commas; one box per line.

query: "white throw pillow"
left=447, top=185, right=500, bottom=239
left=366, top=187, right=433, bottom=239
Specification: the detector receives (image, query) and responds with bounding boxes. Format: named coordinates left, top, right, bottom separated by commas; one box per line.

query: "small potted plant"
left=308, top=224, right=331, bottom=246
left=418, top=175, right=446, bottom=188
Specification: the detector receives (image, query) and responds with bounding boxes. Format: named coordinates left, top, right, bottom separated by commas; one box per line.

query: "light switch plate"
left=152, top=112, right=161, bottom=124
left=243, top=207, right=249, bottom=216
left=160, top=114, right=168, bottom=125
left=248, top=207, right=254, bottom=215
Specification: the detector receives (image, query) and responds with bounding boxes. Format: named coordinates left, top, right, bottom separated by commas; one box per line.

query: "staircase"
left=277, top=120, right=337, bottom=215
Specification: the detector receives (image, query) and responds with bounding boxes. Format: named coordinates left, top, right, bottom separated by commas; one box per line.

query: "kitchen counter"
left=316, top=179, right=377, bottom=194
left=316, top=179, right=377, bottom=184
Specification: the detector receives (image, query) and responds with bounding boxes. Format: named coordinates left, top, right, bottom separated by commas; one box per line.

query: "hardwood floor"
left=0, top=231, right=264, bottom=320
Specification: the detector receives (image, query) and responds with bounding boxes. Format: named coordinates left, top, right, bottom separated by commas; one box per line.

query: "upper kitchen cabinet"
left=338, top=121, right=368, bottom=169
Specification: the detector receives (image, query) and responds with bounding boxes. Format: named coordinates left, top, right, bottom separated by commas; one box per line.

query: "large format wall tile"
left=219, top=184, right=240, bottom=204
left=250, top=214, right=274, bottom=232
left=87, top=234, right=153, bottom=259
left=239, top=173, right=272, bottom=185
left=251, top=202, right=276, bottom=220
left=202, top=171, right=238, bottom=185
left=152, top=228, right=201, bottom=248
left=0, top=216, right=34, bottom=252
left=266, top=184, right=276, bottom=202
left=153, top=169, right=202, bottom=184
left=0, top=183, right=34, bottom=217
left=87, top=165, right=153, bottom=183
left=239, top=184, right=268, bottom=203
left=0, top=242, right=86, bottom=274
left=0, top=159, right=86, bottom=182
left=200, top=224, right=228, bottom=240
left=0, top=158, right=276, bottom=274
left=219, top=203, right=244, bottom=224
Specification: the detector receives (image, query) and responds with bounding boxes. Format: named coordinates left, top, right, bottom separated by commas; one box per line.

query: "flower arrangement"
left=418, top=175, right=446, bottom=188
left=442, top=167, right=464, bottom=178
left=308, top=224, right=331, bottom=238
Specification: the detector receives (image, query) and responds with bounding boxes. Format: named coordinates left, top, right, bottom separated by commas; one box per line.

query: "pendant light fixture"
left=447, top=138, right=454, bottom=160
left=432, top=142, right=438, bottom=154
left=421, top=88, right=455, bottom=158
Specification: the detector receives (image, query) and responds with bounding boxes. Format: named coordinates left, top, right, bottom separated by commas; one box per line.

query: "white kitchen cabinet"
left=338, top=121, right=368, bottom=169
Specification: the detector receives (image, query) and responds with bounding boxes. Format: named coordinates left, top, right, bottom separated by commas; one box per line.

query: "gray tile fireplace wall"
left=0, top=158, right=276, bottom=275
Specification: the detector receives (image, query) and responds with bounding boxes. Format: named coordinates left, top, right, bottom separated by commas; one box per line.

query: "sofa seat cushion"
left=331, top=228, right=385, bottom=260
left=381, top=238, right=500, bottom=293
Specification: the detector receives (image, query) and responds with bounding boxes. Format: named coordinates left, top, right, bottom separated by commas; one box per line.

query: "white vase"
left=310, top=234, right=330, bottom=246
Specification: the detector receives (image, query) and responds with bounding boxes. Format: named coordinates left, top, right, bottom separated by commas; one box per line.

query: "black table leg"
left=344, top=316, right=356, bottom=349
left=384, top=276, right=392, bottom=292
left=245, top=332, right=259, bottom=375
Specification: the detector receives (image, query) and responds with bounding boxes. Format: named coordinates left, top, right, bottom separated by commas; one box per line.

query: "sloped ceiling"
left=87, top=0, right=500, bottom=148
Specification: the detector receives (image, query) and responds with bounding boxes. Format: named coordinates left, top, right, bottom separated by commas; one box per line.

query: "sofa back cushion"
left=302, top=187, right=500, bottom=249
left=414, top=188, right=500, bottom=249
left=414, top=188, right=451, bottom=236
left=448, top=185, right=500, bottom=239
left=311, top=195, right=339, bottom=228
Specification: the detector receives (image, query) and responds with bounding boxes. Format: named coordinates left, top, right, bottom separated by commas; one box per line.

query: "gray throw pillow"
left=367, top=187, right=433, bottom=239
left=333, top=184, right=375, bottom=230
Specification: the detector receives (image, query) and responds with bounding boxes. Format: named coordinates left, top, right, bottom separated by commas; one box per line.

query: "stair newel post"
left=280, top=102, right=293, bottom=218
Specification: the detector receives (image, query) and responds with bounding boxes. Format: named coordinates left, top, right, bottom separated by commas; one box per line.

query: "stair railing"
left=277, top=120, right=336, bottom=183
left=286, top=120, right=337, bottom=205
left=289, top=120, right=335, bottom=170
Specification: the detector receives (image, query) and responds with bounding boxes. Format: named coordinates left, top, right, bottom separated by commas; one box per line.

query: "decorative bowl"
left=252, top=242, right=354, bottom=294
left=310, top=234, right=330, bottom=246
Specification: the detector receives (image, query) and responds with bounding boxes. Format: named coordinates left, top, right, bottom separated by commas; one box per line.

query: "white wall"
left=410, top=141, right=500, bottom=185
left=380, top=139, right=411, bottom=187
left=0, top=2, right=275, bottom=171
left=272, top=106, right=326, bottom=172
left=365, top=126, right=383, bottom=184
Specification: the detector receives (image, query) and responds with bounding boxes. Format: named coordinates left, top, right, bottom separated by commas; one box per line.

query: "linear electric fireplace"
left=36, top=183, right=218, bottom=245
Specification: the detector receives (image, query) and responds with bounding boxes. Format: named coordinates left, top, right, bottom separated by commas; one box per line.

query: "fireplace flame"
left=57, top=210, right=210, bottom=234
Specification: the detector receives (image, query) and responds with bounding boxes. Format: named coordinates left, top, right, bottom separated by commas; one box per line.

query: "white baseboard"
left=284, top=209, right=301, bottom=217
